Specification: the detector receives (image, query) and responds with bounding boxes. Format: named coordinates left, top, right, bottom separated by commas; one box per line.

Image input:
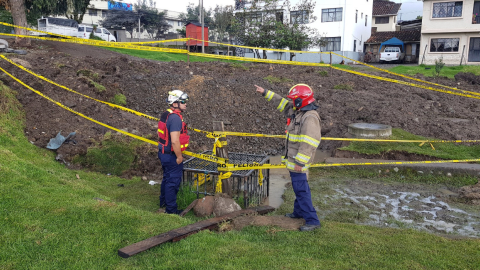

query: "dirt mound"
left=454, top=72, right=480, bottom=85
left=459, top=180, right=480, bottom=205
left=2, top=39, right=480, bottom=178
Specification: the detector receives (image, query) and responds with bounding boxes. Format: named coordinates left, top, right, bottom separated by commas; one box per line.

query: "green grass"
left=333, top=83, right=354, bottom=90
left=389, top=64, right=480, bottom=79
left=1, top=82, right=480, bottom=269
left=102, top=47, right=233, bottom=63
left=340, top=128, right=480, bottom=160
left=263, top=75, right=293, bottom=84
left=110, top=93, right=126, bottom=106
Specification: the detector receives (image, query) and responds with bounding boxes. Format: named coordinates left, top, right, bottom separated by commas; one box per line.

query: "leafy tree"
left=0, top=6, right=13, bottom=33
left=100, top=9, right=138, bottom=41
left=178, top=3, right=214, bottom=29
left=212, top=4, right=233, bottom=42
left=416, top=15, right=422, bottom=20
left=134, top=0, right=170, bottom=39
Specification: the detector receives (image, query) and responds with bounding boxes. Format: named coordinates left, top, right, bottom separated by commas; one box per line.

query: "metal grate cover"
left=184, top=151, right=269, bottom=177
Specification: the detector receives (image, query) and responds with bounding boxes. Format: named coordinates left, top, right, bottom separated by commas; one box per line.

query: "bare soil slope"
left=1, top=39, right=480, bottom=178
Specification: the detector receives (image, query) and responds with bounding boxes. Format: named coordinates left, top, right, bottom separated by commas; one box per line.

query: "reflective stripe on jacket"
left=264, top=90, right=321, bottom=172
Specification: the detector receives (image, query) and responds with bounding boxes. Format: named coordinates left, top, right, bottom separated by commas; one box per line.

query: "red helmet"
left=286, top=84, right=315, bottom=109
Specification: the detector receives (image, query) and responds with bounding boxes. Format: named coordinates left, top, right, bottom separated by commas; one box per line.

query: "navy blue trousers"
left=158, top=153, right=183, bottom=214
left=290, top=171, right=320, bottom=225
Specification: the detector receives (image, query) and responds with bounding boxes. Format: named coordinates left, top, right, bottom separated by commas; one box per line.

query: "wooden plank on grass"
left=179, top=199, right=198, bottom=217
left=118, top=205, right=275, bottom=258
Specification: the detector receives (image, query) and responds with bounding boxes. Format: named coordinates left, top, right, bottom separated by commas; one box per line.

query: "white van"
left=37, top=17, right=78, bottom=37
left=77, top=25, right=116, bottom=42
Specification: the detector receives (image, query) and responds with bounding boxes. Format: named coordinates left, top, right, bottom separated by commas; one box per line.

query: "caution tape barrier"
left=188, top=38, right=329, bottom=54
left=2, top=66, right=480, bottom=172
left=0, top=65, right=227, bottom=164
left=331, top=52, right=480, bottom=98
left=332, top=66, right=480, bottom=101
left=188, top=53, right=331, bottom=67
left=2, top=20, right=480, bottom=100
left=217, top=158, right=480, bottom=171
left=5, top=55, right=480, bottom=146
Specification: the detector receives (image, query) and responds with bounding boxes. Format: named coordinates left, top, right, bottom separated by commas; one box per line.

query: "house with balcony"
left=233, top=0, right=373, bottom=63
left=372, top=0, right=402, bottom=32
left=419, top=0, right=480, bottom=65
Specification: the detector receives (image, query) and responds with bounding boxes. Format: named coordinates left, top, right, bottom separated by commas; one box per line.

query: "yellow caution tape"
left=217, top=158, right=480, bottom=171
left=189, top=53, right=331, bottom=67
left=332, top=66, right=480, bottom=101
left=0, top=33, right=188, bottom=54
left=193, top=173, right=211, bottom=186
left=188, top=38, right=329, bottom=55
left=4, top=55, right=480, bottom=146
left=215, top=172, right=232, bottom=193
left=258, top=168, right=263, bottom=186
left=331, top=52, right=480, bottom=98
left=0, top=66, right=227, bottom=164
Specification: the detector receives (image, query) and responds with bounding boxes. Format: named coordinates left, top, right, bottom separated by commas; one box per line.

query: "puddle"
left=321, top=179, right=480, bottom=238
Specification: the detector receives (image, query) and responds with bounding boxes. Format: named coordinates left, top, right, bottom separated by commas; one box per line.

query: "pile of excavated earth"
left=2, top=39, right=480, bottom=179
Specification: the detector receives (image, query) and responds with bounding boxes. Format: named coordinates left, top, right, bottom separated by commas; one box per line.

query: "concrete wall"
left=243, top=51, right=362, bottom=64
left=420, top=0, right=480, bottom=65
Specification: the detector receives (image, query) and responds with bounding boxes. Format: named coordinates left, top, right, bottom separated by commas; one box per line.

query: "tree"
left=10, top=0, right=30, bottom=46
left=100, top=9, right=138, bottom=41
left=416, top=15, right=422, bottom=20
left=212, top=5, right=233, bottom=42
left=178, top=3, right=214, bottom=28
left=134, top=0, right=170, bottom=39
left=232, top=0, right=317, bottom=60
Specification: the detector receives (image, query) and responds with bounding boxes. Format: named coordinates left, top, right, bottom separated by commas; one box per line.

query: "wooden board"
left=118, top=205, right=275, bottom=258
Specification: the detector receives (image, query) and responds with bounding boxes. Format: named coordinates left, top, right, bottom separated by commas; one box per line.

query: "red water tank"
left=186, top=22, right=209, bottom=47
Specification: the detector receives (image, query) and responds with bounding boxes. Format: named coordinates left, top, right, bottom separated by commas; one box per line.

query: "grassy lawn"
left=1, top=82, right=480, bottom=269
left=103, top=47, right=234, bottom=63
left=339, top=128, right=480, bottom=160
left=389, top=64, right=480, bottom=79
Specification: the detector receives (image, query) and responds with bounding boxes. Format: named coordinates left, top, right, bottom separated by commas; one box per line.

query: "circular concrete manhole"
left=348, top=123, right=392, bottom=138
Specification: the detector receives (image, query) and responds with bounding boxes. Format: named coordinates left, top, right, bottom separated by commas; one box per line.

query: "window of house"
left=178, top=21, right=181, bottom=26
left=291, top=10, right=309, bottom=24
left=355, top=10, right=358, bottom=23
left=276, top=11, right=284, bottom=22
left=375, top=16, right=389, bottom=24
left=432, top=1, right=463, bottom=18
left=365, top=15, right=368, bottom=26
left=88, top=9, right=97, bottom=16
left=246, top=12, right=263, bottom=23
left=322, top=37, right=341, bottom=51
left=102, top=10, right=107, bottom=17
left=322, top=8, right=343, bottom=22
left=430, top=38, right=460, bottom=52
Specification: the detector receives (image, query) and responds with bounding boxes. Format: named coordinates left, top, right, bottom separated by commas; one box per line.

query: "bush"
left=334, top=83, right=354, bottom=91
left=434, top=57, right=445, bottom=77
left=74, top=132, right=142, bottom=176
left=111, top=93, right=126, bottom=106
left=318, top=70, right=328, bottom=77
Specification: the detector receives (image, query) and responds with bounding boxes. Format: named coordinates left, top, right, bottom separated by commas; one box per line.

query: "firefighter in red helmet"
left=157, top=90, right=190, bottom=214
left=255, top=84, right=321, bottom=231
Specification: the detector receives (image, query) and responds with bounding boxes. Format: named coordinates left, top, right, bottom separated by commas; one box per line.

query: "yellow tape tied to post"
left=215, top=172, right=232, bottom=193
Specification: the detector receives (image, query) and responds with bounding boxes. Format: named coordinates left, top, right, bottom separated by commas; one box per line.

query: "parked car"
left=77, top=25, right=116, bottom=42
left=380, top=47, right=405, bottom=63
left=37, top=17, right=78, bottom=37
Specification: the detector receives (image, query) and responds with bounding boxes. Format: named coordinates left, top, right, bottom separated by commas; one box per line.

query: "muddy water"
left=263, top=151, right=480, bottom=238
left=316, top=179, right=480, bottom=238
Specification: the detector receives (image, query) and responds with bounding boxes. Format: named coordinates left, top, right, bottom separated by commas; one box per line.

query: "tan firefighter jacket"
left=264, top=90, right=321, bottom=172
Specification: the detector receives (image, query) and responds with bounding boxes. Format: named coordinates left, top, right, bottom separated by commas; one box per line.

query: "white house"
left=83, top=0, right=183, bottom=41
left=234, top=0, right=373, bottom=54
left=372, top=0, right=402, bottom=32
left=419, top=0, right=480, bottom=65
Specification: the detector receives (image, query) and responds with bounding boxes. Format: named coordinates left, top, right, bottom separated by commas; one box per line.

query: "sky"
left=157, top=0, right=424, bottom=21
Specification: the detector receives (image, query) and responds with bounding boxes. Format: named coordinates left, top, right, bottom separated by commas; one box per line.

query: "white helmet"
left=167, top=90, right=189, bottom=105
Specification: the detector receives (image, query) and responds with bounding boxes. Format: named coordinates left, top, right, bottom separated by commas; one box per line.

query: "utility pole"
left=200, top=0, right=205, bottom=53
left=138, top=16, right=141, bottom=42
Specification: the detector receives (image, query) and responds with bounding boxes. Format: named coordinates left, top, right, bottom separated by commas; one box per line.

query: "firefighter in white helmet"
left=157, top=90, right=190, bottom=214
